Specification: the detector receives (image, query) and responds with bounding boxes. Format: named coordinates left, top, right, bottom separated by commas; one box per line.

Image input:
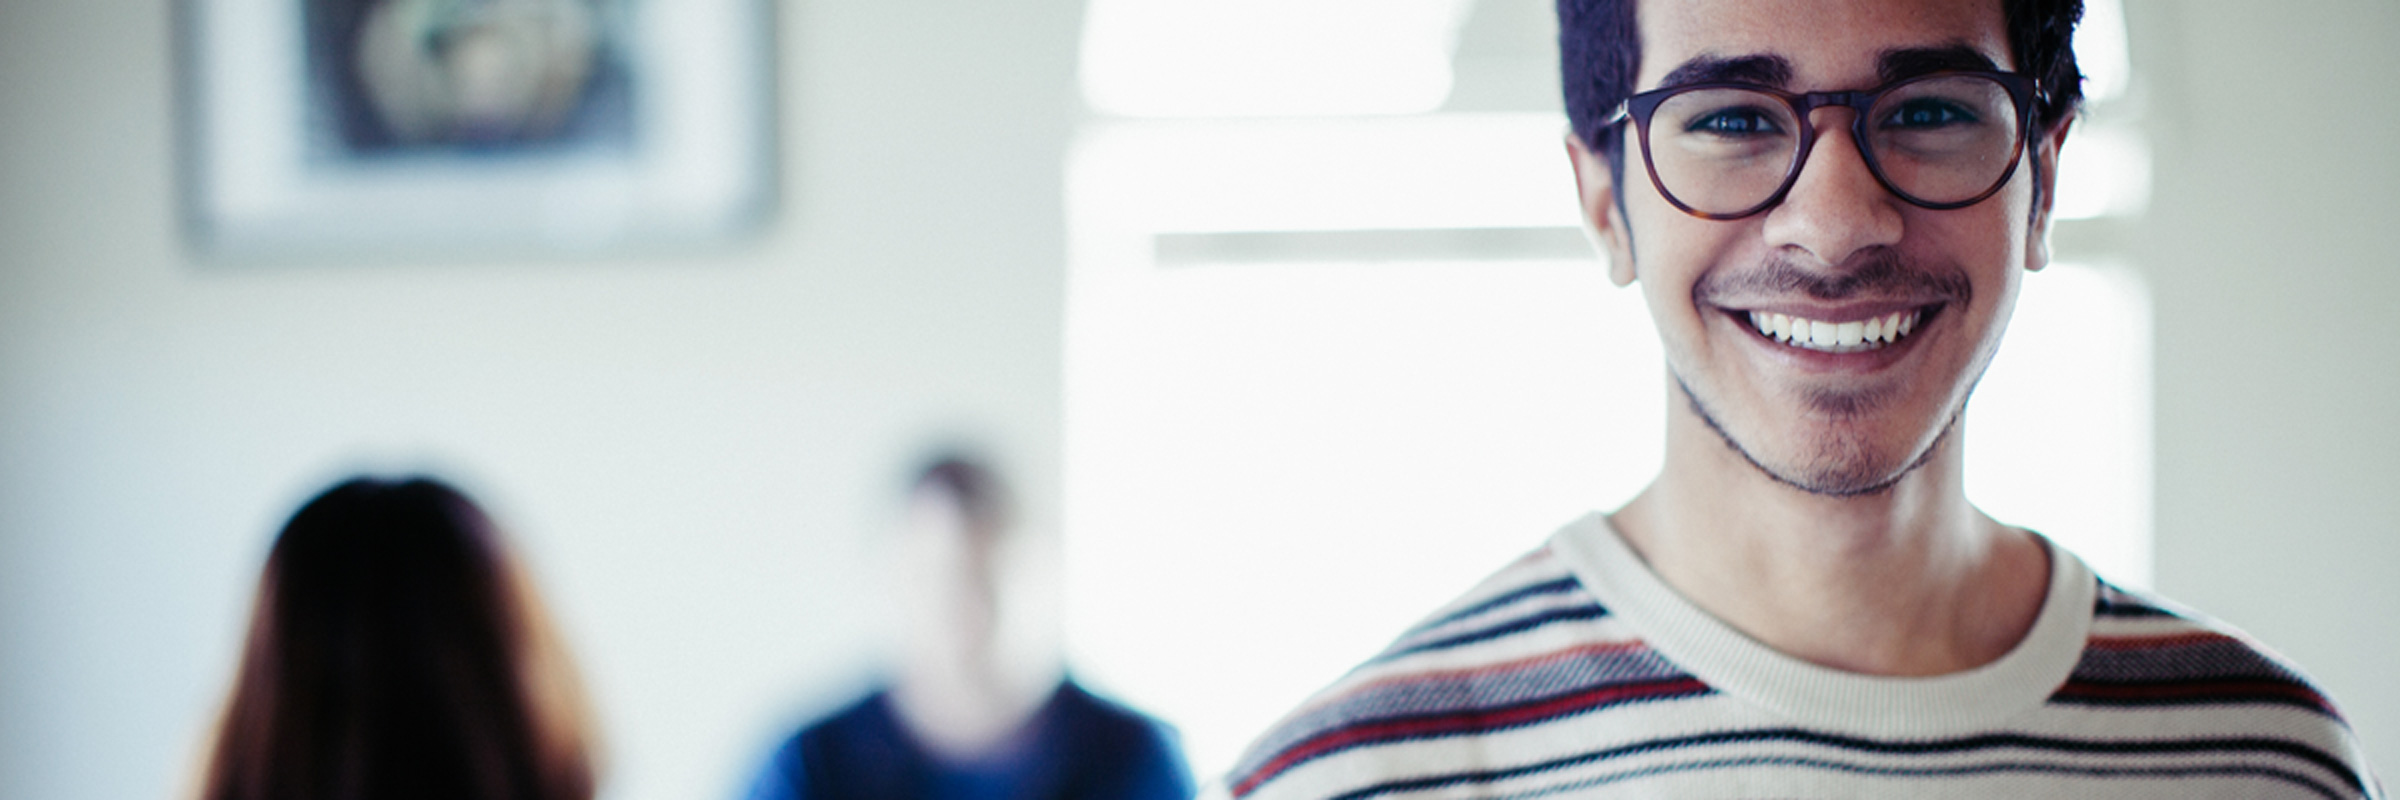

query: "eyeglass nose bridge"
left=1793, top=89, right=1879, bottom=116
left=1763, top=89, right=1894, bottom=212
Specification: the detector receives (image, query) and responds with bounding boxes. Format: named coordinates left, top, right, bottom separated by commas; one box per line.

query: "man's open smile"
left=1734, top=303, right=1946, bottom=354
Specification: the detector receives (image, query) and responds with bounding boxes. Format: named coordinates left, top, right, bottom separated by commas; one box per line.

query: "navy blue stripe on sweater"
left=2071, top=636, right=2310, bottom=684
left=1405, top=577, right=1584, bottom=637
left=1336, top=755, right=2347, bottom=800
left=2092, top=584, right=2176, bottom=618
left=1316, top=729, right=2366, bottom=800
left=2050, top=677, right=2337, bottom=716
left=1375, top=604, right=1612, bottom=664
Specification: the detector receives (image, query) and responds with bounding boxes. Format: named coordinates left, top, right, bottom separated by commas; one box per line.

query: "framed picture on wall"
left=179, top=0, right=775, bottom=259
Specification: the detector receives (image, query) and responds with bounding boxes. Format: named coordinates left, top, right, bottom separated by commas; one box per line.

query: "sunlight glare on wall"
left=1061, top=113, right=2156, bottom=782
left=1078, top=0, right=1475, bottom=117
left=1062, top=255, right=1664, bottom=779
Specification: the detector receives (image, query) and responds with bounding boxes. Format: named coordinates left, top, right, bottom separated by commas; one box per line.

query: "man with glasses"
left=1220, top=0, right=2383, bottom=797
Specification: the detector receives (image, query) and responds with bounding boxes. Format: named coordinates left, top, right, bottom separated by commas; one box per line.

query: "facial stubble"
left=1677, top=370, right=1961, bottom=498
left=1675, top=250, right=1979, bottom=498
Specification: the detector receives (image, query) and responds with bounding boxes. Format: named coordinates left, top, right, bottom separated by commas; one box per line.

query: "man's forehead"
left=1633, top=0, right=2012, bottom=90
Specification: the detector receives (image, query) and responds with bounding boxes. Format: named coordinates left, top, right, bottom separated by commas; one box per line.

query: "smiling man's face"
left=1578, top=0, right=2063, bottom=496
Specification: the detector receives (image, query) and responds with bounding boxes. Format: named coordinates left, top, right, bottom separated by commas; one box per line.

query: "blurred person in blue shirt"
left=745, top=450, right=1192, bottom=800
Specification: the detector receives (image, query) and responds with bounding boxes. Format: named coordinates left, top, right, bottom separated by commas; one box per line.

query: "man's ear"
left=2024, top=117, right=2073, bottom=273
left=1566, top=132, right=1638, bottom=287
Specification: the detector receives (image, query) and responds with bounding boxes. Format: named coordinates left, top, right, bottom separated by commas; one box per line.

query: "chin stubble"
left=1673, top=372, right=1957, bottom=499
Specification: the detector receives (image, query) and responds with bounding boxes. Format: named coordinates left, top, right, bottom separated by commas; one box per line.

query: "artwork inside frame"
left=181, top=0, right=776, bottom=259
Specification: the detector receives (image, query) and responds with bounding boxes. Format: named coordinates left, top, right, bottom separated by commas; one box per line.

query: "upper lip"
left=1721, top=300, right=1941, bottom=323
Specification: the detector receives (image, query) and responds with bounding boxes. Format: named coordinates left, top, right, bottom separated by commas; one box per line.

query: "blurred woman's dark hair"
left=198, top=476, right=597, bottom=800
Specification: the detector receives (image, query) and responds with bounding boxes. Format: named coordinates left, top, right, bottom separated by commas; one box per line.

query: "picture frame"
left=179, top=0, right=776, bottom=259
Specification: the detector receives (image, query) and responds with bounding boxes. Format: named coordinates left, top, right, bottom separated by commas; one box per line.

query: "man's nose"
left=1759, top=110, right=1904, bottom=268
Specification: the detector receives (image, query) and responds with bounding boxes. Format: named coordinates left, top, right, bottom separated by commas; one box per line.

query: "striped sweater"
left=1223, top=513, right=2382, bottom=799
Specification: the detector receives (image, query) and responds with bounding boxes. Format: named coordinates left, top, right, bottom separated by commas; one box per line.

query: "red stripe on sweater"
left=1232, top=676, right=1710, bottom=797
left=2084, top=631, right=2236, bottom=651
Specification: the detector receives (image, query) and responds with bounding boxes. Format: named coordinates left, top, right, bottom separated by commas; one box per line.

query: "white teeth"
left=1746, top=308, right=1925, bottom=353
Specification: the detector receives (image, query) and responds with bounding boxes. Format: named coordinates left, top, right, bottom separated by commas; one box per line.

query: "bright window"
left=1064, top=0, right=2147, bottom=780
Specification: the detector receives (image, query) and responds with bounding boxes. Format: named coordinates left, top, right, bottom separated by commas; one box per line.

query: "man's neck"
left=1610, top=408, right=2050, bottom=677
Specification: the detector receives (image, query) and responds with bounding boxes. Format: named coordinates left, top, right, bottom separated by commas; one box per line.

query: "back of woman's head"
left=202, top=476, right=595, bottom=800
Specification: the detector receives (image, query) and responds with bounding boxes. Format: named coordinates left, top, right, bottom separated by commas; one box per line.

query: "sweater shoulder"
left=1223, top=545, right=1700, bottom=798
left=2065, top=580, right=2346, bottom=716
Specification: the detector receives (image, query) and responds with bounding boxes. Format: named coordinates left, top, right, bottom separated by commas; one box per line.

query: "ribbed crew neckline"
left=1549, top=512, right=2094, bottom=738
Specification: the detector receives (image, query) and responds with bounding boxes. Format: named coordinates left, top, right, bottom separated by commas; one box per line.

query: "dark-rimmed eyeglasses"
left=1601, top=70, right=2039, bottom=220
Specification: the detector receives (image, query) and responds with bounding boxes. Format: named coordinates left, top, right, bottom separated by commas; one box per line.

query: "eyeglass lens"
left=1645, top=74, right=2023, bottom=216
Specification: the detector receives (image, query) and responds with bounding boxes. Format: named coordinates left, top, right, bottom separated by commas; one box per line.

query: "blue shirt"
left=746, top=680, right=1194, bottom=800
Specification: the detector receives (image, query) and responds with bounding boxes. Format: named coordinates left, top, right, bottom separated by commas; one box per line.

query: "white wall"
left=2131, top=0, right=2400, bottom=777
left=0, top=1, right=1083, bottom=798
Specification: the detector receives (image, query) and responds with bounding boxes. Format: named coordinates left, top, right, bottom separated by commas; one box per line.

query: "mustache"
left=1696, top=248, right=1974, bottom=304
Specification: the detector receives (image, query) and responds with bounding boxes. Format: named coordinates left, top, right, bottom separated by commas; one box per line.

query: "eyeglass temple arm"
left=1599, top=101, right=1631, bottom=129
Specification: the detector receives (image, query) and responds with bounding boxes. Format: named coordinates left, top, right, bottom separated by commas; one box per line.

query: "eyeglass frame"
left=1599, top=69, right=2043, bottom=221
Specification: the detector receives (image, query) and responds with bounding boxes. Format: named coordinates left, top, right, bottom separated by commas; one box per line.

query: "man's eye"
left=1883, top=100, right=1978, bottom=128
left=1687, top=109, right=1784, bottom=136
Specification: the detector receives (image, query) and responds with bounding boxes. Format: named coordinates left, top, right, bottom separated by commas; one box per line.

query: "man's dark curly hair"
left=1560, top=0, right=2084, bottom=187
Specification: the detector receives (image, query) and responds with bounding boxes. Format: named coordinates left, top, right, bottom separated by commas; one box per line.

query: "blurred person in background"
left=745, top=450, right=1192, bottom=800
left=193, top=476, right=599, bottom=800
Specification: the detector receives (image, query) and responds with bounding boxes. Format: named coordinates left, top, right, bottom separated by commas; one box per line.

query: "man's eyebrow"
left=1653, top=46, right=1998, bottom=93
left=1657, top=54, right=1794, bottom=90
left=1878, top=45, right=2002, bottom=83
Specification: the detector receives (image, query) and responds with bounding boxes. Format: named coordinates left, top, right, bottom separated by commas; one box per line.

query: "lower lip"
left=1723, top=306, right=1938, bottom=372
